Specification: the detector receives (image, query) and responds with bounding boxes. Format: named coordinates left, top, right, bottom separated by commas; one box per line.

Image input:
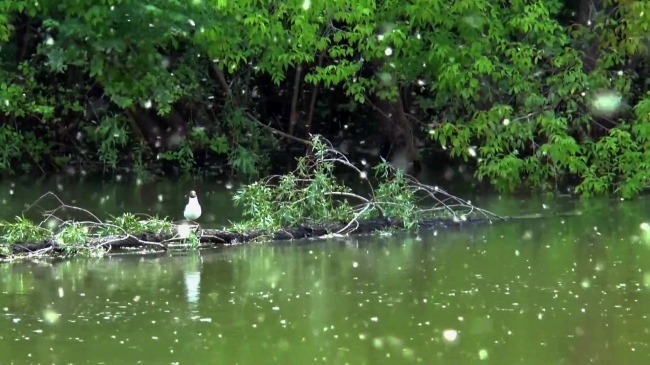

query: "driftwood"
left=8, top=216, right=496, bottom=256
left=2, top=138, right=505, bottom=260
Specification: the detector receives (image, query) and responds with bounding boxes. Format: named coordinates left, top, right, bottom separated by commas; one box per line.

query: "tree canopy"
left=1, top=0, right=649, bottom=196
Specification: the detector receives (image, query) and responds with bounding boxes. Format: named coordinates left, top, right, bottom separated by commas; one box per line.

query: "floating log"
left=7, top=216, right=496, bottom=257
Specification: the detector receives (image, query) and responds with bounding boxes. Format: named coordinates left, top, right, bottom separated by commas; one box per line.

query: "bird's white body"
left=184, top=191, right=202, bottom=221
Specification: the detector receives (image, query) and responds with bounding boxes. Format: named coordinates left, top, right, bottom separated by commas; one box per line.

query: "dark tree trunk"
left=370, top=61, right=420, bottom=173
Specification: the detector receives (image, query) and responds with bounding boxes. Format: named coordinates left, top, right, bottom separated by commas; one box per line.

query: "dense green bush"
left=0, top=0, right=649, bottom=196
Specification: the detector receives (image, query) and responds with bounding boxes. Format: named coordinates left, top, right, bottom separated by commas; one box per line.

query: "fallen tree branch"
left=1, top=135, right=506, bottom=262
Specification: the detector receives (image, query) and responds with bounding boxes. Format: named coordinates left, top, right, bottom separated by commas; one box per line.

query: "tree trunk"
left=370, top=61, right=419, bottom=173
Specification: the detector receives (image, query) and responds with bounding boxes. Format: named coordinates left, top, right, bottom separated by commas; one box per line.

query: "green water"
left=0, top=175, right=243, bottom=225
left=2, top=177, right=650, bottom=364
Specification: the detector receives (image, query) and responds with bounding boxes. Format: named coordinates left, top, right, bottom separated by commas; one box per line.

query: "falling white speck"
left=378, top=34, right=385, bottom=41
left=158, top=194, right=164, bottom=202
left=143, top=100, right=152, bottom=109
left=43, top=309, right=60, bottom=324
left=302, top=0, right=310, bottom=10
left=442, top=329, right=458, bottom=343
left=58, top=287, right=64, bottom=298
left=225, top=182, right=233, bottom=189
left=590, top=90, right=623, bottom=116
left=360, top=171, right=367, bottom=179
left=372, top=337, right=384, bottom=349
left=468, top=147, right=477, bottom=157
left=353, top=261, right=359, bottom=268
left=385, top=47, right=393, bottom=56
left=46, top=218, right=58, bottom=230
left=478, top=349, right=489, bottom=360
left=641, top=222, right=650, bottom=231
left=370, top=316, right=378, bottom=322
left=188, top=19, right=195, bottom=27
left=502, top=118, right=510, bottom=126
left=45, top=36, right=54, bottom=46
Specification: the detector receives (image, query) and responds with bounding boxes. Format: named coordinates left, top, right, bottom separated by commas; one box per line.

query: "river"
left=1, top=176, right=650, bottom=364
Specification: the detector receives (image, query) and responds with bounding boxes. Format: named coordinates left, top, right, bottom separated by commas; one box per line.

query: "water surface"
left=2, top=195, right=650, bottom=364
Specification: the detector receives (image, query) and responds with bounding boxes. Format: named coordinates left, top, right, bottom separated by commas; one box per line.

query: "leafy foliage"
left=0, top=216, right=51, bottom=244
left=0, top=212, right=176, bottom=257
left=0, top=0, right=649, bottom=195
left=108, top=213, right=174, bottom=236
left=233, top=135, right=496, bottom=233
left=373, top=162, right=418, bottom=228
left=233, top=137, right=358, bottom=232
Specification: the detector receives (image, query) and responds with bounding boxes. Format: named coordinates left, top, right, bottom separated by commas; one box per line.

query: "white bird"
left=184, top=190, right=202, bottom=221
